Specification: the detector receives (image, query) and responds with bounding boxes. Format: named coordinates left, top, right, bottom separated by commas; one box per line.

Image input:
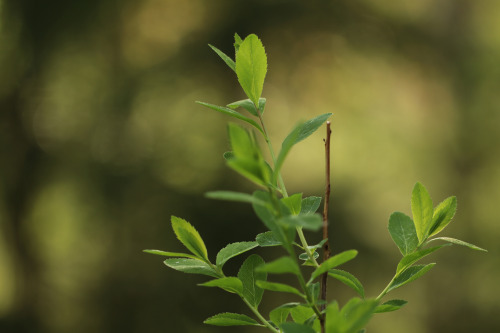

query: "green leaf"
left=171, top=216, right=208, bottom=261
left=295, top=113, right=332, bottom=144
left=281, top=193, right=303, bottom=215
left=428, top=196, right=457, bottom=237
left=388, top=212, right=419, bottom=256
left=388, top=264, right=435, bottom=292
left=310, top=250, right=358, bottom=282
left=227, top=98, right=266, bottom=117
left=256, top=281, right=305, bottom=298
left=238, top=254, right=266, bottom=308
left=396, top=245, right=450, bottom=275
left=256, top=231, right=282, bottom=247
left=340, top=298, right=378, bottom=333
left=299, top=251, right=319, bottom=261
left=223, top=151, right=234, bottom=160
left=216, top=242, right=258, bottom=268
left=234, top=33, right=243, bottom=53
left=270, top=303, right=298, bottom=325
left=143, top=249, right=198, bottom=260
left=208, top=44, right=236, bottom=72
left=278, top=214, right=323, bottom=231
left=300, top=196, right=322, bottom=215
left=235, top=34, right=267, bottom=106
left=328, top=269, right=365, bottom=298
left=199, top=277, right=243, bottom=295
left=428, top=237, right=487, bottom=252
left=281, top=322, right=316, bottom=333
left=164, top=258, right=219, bottom=277
left=411, top=182, right=434, bottom=242
left=289, top=305, right=316, bottom=324
left=325, top=301, right=342, bottom=333
left=196, top=101, right=264, bottom=134
left=256, top=256, right=300, bottom=275
left=204, top=312, right=261, bottom=326
left=374, top=299, right=408, bottom=313
left=307, top=239, right=328, bottom=251
left=205, top=191, right=267, bottom=206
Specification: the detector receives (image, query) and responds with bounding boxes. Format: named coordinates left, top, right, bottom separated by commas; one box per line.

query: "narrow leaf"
left=328, top=269, right=365, bottom=298
left=199, top=277, right=243, bottom=295
left=143, top=249, right=198, bottom=260
left=310, top=250, right=358, bottom=282
left=300, top=196, right=322, bottom=215
left=295, top=113, right=332, bottom=144
left=238, top=254, right=266, bottom=308
left=256, top=256, right=300, bottom=275
left=196, top=101, right=264, bottom=134
left=216, top=241, right=258, bottom=268
left=388, top=212, right=419, bottom=256
left=281, top=322, right=316, bottom=333
left=374, top=299, right=408, bottom=313
left=164, top=258, right=218, bottom=278
left=429, top=196, right=457, bottom=237
left=396, top=245, right=450, bottom=275
left=227, top=98, right=266, bottom=117
left=205, top=191, right=267, bottom=206
left=208, top=44, right=236, bottom=72
left=171, top=216, right=208, bottom=261
left=428, top=237, right=487, bottom=252
left=278, top=214, right=323, bottom=231
left=388, top=263, right=435, bottom=292
left=411, top=182, right=434, bottom=242
left=256, top=281, right=305, bottom=298
left=256, top=231, right=282, bottom=247
left=204, top=312, right=261, bottom=326
left=235, top=34, right=267, bottom=106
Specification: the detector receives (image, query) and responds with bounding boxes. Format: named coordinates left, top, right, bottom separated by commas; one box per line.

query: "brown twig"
left=319, top=121, right=332, bottom=332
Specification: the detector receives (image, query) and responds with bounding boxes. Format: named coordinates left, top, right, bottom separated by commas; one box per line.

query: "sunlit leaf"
left=199, top=277, right=243, bottom=295
left=164, top=258, right=218, bottom=277
left=388, top=264, right=435, bottom=292
left=295, top=113, right=332, bottom=144
left=388, top=212, right=418, bottom=256
left=396, top=245, right=449, bottom=275
left=310, top=250, right=358, bottom=282
left=236, top=34, right=267, bottom=106
left=256, top=281, right=305, bottom=298
left=204, top=312, right=262, bottom=326
left=427, top=237, right=487, bottom=252
left=411, top=182, right=434, bottom=242
left=196, top=101, right=264, bottom=134
left=171, top=216, right=208, bottom=261
left=205, top=191, right=267, bottom=206
left=143, top=249, right=198, bottom=260
left=209, top=44, right=236, bottom=72
left=227, top=98, right=266, bottom=117
left=428, top=196, right=457, bottom=237
left=216, top=241, right=258, bottom=268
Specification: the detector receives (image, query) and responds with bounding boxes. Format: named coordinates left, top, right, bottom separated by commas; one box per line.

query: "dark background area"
left=1, top=0, right=499, bottom=332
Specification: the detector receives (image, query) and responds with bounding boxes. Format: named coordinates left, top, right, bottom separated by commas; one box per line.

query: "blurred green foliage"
left=0, top=0, right=498, bottom=332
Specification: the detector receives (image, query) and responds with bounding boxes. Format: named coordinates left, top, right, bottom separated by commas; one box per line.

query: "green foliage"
left=145, top=33, right=486, bottom=333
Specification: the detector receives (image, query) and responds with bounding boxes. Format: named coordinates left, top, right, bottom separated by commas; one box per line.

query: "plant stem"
left=242, top=298, right=280, bottom=333
left=297, top=227, right=320, bottom=267
left=376, top=275, right=396, bottom=301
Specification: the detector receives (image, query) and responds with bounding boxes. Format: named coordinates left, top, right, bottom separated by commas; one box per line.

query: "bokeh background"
left=1, top=0, right=499, bottom=332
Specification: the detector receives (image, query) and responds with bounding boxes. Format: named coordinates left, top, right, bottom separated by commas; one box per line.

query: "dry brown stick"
left=320, top=121, right=332, bottom=318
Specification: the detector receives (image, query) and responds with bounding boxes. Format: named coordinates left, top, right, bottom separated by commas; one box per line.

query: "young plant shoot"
left=145, top=33, right=486, bottom=333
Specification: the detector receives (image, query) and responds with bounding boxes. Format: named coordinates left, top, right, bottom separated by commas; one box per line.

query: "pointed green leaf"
left=205, top=191, right=267, bottom=206
left=310, top=250, right=358, bottom=282
left=270, top=303, right=297, bottom=325
left=227, top=98, right=266, bottom=117
left=256, top=231, right=282, bottom=247
left=256, top=281, right=305, bottom=298
left=281, top=193, right=303, bottom=215
left=234, top=33, right=243, bottom=53
left=411, top=182, right=434, bottom=242
left=388, top=263, right=435, bottom=292
left=235, top=34, right=267, bottom=106
left=164, top=258, right=219, bottom=277
left=325, top=301, right=342, bottom=333
left=216, top=241, right=258, bottom=268
left=208, top=44, right=236, bottom=72
left=281, top=322, right=316, bottom=333
left=388, top=212, right=419, bottom=256
left=278, top=214, right=323, bottom=231
left=295, top=113, right=332, bottom=144
left=428, top=237, right=487, bottom=252
left=199, top=277, right=243, bottom=295
left=299, top=251, right=319, bottom=261
left=300, top=196, right=322, bottom=215
left=340, top=298, right=378, bottom=333
left=143, top=249, right=199, bottom=260
left=374, top=299, right=408, bottom=313
left=171, top=216, right=208, bottom=261
left=238, top=254, right=266, bottom=307
left=307, top=239, right=328, bottom=251
left=204, top=312, right=262, bottom=326
left=196, top=101, right=264, bottom=134
left=429, top=196, right=457, bottom=237
left=328, top=269, right=365, bottom=298
left=396, top=245, right=450, bottom=275
left=256, top=256, right=300, bottom=275
left=289, top=305, right=316, bottom=324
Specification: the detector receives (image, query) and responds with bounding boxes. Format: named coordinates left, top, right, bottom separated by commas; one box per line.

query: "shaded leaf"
left=340, top=298, right=378, bottom=333
left=294, top=113, right=333, bottom=144
left=227, top=98, right=266, bottom=117
left=374, top=299, right=408, bottom=313
left=199, top=277, right=243, bottom=295
left=388, top=264, right=435, bottom=292
left=278, top=214, right=323, bottom=231
left=428, top=196, right=457, bottom=237
left=216, top=242, right=258, bottom=268
left=206, top=191, right=267, bottom=206
left=238, top=254, right=266, bottom=308
left=256, top=281, right=305, bottom=298
left=428, top=237, right=487, bottom=252
left=281, top=193, right=303, bottom=215
left=256, top=231, right=282, bottom=247
left=328, top=269, right=365, bottom=298
left=236, top=34, right=267, bottom=106
left=164, top=258, right=218, bottom=278
left=310, top=250, right=358, bottom=282
left=256, top=256, right=300, bottom=275
left=171, top=216, right=208, bottom=261
left=234, top=33, right=243, bottom=53
left=281, top=322, right=316, bottom=333
left=204, top=312, right=261, bottom=326
left=209, top=44, right=236, bottom=72
left=388, top=212, right=418, bottom=256
left=396, top=245, right=449, bottom=275
left=300, top=196, right=322, bottom=215
left=196, top=101, right=264, bottom=134
left=270, top=304, right=297, bottom=325
left=411, top=182, right=434, bottom=242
